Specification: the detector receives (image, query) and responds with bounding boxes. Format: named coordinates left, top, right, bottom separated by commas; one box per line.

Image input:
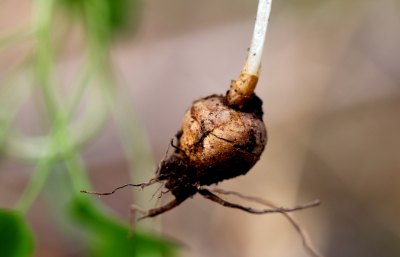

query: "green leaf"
left=69, top=196, right=178, bottom=257
left=0, top=209, right=34, bottom=257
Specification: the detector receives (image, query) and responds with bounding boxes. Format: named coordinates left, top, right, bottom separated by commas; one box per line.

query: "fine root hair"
left=80, top=178, right=158, bottom=196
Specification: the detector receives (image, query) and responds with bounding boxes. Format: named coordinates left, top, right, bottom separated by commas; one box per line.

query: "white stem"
left=245, top=0, right=272, bottom=76
left=226, top=0, right=273, bottom=106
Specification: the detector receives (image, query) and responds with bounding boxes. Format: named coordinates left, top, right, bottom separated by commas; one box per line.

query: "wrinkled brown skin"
left=156, top=94, right=267, bottom=202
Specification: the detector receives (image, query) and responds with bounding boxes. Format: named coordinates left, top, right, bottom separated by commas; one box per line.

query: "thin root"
left=135, top=198, right=183, bottom=221
left=80, top=179, right=158, bottom=196
left=170, top=138, right=185, bottom=154
left=158, top=190, right=170, bottom=199
left=151, top=182, right=166, bottom=200
left=199, top=188, right=320, bottom=214
left=208, top=188, right=324, bottom=257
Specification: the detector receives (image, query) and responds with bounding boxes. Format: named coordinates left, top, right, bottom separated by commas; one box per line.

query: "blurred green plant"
left=0, top=209, right=34, bottom=257
left=0, top=0, right=176, bottom=256
left=58, top=0, right=141, bottom=40
left=71, top=196, right=177, bottom=257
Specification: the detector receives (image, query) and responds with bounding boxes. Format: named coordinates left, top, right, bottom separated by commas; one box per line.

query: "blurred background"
left=1, top=0, right=400, bottom=257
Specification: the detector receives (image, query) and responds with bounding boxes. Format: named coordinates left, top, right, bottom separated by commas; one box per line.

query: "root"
left=209, top=188, right=324, bottom=257
left=170, top=138, right=185, bottom=154
left=133, top=198, right=183, bottom=221
left=198, top=188, right=320, bottom=214
left=151, top=182, right=167, bottom=200
left=80, top=178, right=158, bottom=196
left=158, top=190, right=170, bottom=199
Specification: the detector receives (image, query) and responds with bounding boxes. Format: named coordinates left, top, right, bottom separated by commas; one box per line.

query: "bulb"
left=180, top=94, right=267, bottom=183
left=157, top=94, right=267, bottom=201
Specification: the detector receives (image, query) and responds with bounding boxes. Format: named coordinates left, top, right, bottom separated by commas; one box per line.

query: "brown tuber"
left=157, top=93, right=267, bottom=202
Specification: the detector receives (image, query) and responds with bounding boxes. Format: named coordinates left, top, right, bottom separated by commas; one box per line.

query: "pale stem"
left=227, top=0, right=272, bottom=106
left=245, top=0, right=272, bottom=76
